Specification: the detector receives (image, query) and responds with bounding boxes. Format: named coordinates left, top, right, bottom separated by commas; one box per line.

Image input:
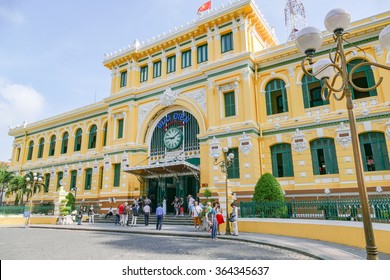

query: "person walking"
left=191, top=201, right=203, bottom=231
left=88, top=205, right=95, bottom=224
left=77, top=210, right=83, bottom=225
left=123, top=202, right=129, bottom=226
left=230, top=203, right=239, bottom=236
left=156, top=204, right=164, bottom=230
left=131, top=204, right=139, bottom=226
left=143, top=203, right=150, bottom=226
left=210, top=202, right=218, bottom=240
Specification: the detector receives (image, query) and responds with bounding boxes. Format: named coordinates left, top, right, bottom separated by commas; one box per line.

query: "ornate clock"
left=163, top=127, right=183, bottom=150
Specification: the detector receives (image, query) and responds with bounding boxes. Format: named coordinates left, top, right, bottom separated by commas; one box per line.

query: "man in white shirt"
left=143, top=204, right=150, bottom=226
left=191, top=201, right=203, bottom=231
left=187, top=194, right=195, bottom=216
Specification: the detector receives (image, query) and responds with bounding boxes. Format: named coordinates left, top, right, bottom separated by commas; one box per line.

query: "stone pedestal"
left=54, top=186, right=68, bottom=216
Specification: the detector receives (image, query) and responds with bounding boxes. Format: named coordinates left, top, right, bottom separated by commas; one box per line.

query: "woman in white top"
left=230, top=203, right=239, bottom=236
left=162, top=196, right=167, bottom=215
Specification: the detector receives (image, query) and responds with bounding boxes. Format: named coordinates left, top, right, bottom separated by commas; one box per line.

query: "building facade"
left=7, top=0, right=390, bottom=212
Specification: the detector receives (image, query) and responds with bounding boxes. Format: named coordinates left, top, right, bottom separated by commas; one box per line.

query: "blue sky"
left=0, top=0, right=388, bottom=161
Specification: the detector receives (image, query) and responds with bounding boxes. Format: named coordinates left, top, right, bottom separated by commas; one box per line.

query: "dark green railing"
left=0, top=205, right=26, bottom=215
left=240, top=195, right=390, bottom=223
left=0, top=204, right=55, bottom=215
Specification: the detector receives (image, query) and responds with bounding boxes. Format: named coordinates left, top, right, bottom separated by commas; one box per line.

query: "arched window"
left=88, top=125, right=97, bottom=149
left=84, top=168, right=92, bottom=190
left=70, top=170, right=77, bottom=191
left=57, top=171, right=64, bottom=190
left=49, top=135, right=56, bottom=156
left=27, top=141, right=34, bottom=161
left=310, top=138, right=339, bottom=175
left=44, top=173, right=50, bottom=193
left=359, top=132, right=390, bottom=172
left=347, top=59, right=377, bottom=99
left=271, top=143, right=294, bottom=177
left=74, top=129, right=82, bottom=152
left=301, top=74, right=329, bottom=108
left=61, top=132, right=69, bottom=154
left=37, top=138, right=45, bottom=159
left=265, top=79, right=288, bottom=115
left=102, top=122, right=108, bottom=147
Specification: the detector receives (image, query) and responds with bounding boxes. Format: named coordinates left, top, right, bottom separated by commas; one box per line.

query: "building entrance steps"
left=30, top=223, right=390, bottom=260
left=94, top=214, right=194, bottom=225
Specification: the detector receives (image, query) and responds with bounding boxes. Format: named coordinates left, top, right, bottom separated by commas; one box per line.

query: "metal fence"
left=240, top=195, right=390, bottom=223
left=0, top=204, right=55, bottom=215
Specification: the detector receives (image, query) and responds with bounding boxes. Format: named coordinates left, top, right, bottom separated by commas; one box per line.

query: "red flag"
left=198, top=1, right=211, bottom=13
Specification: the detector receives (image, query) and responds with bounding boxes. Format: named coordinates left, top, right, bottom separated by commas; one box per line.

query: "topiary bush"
left=253, top=173, right=286, bottom=218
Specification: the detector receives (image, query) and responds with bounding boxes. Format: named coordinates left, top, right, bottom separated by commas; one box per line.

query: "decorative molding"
left=159, top=87, right=180, bottom=107
left=291, top=129, right=308, bottom=153
left=385, top=119, right=390, bottom=140
left=209, top=137, right=221, bottom=159
left=93, top=160, right=99, bottom=174
left=50, top=166, right=56, bottom=178
left=288, top=66, right=295, bottom=78
left=64, top=164, right=69, bottom=178
left=138, top=100, right=159, bottom=135
left=77, top=162, right=83, bottom=176
left=121, top=151, right=129, bottom=169
left=104, top=155, right=111, bottom=171
left=183, top=88, right=207, bottom=113
left=239, top=132, right=253, bottom=156
left=373, top=45, right=383, bottom=57
left=335, top=122, right=352, bottom=148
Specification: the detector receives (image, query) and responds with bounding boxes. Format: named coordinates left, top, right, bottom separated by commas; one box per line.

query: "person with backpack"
left=77, top=210, right=83, bottom=225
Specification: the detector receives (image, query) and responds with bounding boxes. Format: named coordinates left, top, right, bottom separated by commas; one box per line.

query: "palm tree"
left=0, top=168, right=14, bottom=206
left=24, top=172, right=44, bottom=203
left=5, top=172, right=44, bottom=205
left=5, top=175, right=27, bottom=205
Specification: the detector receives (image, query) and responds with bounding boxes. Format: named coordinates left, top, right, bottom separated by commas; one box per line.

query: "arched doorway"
left=126, top=109, right=201, bottom=213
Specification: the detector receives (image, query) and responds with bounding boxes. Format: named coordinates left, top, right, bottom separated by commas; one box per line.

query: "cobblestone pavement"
left=0, top=227, right=314, bottom=260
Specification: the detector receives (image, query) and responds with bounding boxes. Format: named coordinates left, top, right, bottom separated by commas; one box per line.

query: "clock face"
left=163, top=127, right=183, bottom=150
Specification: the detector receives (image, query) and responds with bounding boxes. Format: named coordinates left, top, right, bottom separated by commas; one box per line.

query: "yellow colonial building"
left=7, top=0, right=390, bottom=212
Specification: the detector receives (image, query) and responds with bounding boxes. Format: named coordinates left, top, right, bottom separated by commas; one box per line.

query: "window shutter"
left=301, top=77, right=311, bottom=109
left=282, top=87, right=288, bottom=112
left=118, top=119, right=124, bottom=139
left=310, top=144, right=320, bottom=175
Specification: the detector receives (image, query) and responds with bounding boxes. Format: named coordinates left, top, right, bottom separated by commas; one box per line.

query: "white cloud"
left=0, top=7, right=25, bottom=25
left=0, top=78, right=45, bottom=161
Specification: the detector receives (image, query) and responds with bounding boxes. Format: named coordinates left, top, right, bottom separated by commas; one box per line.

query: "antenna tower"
left=284, top=0, right=306, bottom=41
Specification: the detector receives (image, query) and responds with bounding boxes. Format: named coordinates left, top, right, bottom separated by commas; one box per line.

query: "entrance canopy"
left=123, top=161, right=200, bottom=179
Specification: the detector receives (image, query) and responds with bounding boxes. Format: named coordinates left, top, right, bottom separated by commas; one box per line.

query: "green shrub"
left=253, top=173, right=286, bottom=217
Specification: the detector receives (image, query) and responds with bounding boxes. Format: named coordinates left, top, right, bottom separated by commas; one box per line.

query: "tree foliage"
left=65, top=192, right=75, bottom=211
left=253, top=173, right=285, bottom=202
left=0, top=168, right=14, bottom=205
left=203, top=188, right=212, bottom=201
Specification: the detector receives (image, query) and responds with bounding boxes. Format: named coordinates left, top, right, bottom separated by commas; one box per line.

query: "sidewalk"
left=29, top=222, right=390, bottom=260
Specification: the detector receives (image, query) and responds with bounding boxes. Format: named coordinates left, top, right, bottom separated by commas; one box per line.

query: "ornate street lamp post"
left=25, top=172, right=44, bottom=226
left=295, top=8, right=390, bottom=260
left=213, top=147, right=234, bottom=235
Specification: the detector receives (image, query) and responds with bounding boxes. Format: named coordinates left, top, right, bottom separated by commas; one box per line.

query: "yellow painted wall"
left=239, top=219, right=390, bottom=255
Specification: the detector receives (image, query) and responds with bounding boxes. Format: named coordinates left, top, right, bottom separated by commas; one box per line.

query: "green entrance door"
left=148, top=175, right=199, bottom=214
